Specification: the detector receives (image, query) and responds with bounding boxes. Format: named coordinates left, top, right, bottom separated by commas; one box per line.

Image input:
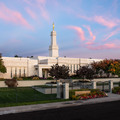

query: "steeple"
left=49, top=23, right=59, bottom=57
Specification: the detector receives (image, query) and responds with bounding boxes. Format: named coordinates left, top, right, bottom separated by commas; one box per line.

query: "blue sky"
left=0, top=0, right=120, bottom=59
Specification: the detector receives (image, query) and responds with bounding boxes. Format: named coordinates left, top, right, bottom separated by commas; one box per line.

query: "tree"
left=109, top=60, right=120, bottom=77
left=49, top=64, right=69, bottom=81
left=91, top=59, right=114, bottom=78
left=76, top=66, right=95, bottom=81
left=0, top=53, right=6, bottom=73
left=14, top=55, right=18, bottom=57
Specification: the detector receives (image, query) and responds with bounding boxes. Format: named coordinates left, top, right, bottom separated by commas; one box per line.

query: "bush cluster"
left=5, top=79, right=18, bottom=88
left=16, top=78, right=23, bottom=80
left=112, top=87, right=120, bottom=94
left=32, top=77, right=39, bottom=80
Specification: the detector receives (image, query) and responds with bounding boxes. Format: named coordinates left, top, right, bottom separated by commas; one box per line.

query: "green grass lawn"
left=0, top=87, right=68, bottom=108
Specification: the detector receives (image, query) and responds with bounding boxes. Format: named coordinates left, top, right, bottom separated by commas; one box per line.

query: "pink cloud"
left=36, top=0, right=46, bottom=4
left=77, top=14, right=119, bottom=28
left=86, top=43, right=119, bottom=50
left=94, top=16, right=117, bottom=28
left=38, top=5, right=50, bottom=21
left=26, top=7, right=37, bottom=20
left=24, top=0, right=50, bottom=22
left=37, top=0, right=50, bottom=22
left=84, top=26, right=96, bottom=45
left=0, top=2, right=32, bottom=29
left=66, top=26, right=85, bottom=41
left=103, top=28, right=120, bottom=41
left=24, top=0, right=33, bottom=6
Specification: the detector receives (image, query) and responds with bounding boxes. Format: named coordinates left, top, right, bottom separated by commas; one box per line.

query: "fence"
left=96, top=81, right=120, bottom=92
left=69, top=80, right=120, bottom=93
left=69, top=81, right=93, bottom=90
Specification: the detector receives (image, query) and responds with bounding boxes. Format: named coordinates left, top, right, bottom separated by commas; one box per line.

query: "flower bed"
left=70, top=89, right=107, bottom=100
left=112, top=87, right=120, bottom=94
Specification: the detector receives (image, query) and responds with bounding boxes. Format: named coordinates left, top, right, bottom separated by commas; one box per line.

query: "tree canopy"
left=0, top=53, right=6, bottom=73
left=49, top=64, right=69, bottom=80
left=91, top=59, right=120, bottom=78
left=76, top=66, right=95, bottom=81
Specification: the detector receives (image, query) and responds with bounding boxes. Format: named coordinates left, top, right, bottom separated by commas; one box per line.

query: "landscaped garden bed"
left=112, top=87, right=120, bottom=94
left=70, top=89, right=107, bottom=100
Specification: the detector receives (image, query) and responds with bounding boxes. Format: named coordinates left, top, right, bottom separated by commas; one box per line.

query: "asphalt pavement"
left=0, top=100, right=120, bottom=120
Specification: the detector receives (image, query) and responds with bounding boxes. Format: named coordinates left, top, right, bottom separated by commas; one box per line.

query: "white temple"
left=0, top=24, right=102, bottom=79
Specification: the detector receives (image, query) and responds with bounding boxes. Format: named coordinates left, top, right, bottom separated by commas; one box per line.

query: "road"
left=0, top=100, right=120, bottom=120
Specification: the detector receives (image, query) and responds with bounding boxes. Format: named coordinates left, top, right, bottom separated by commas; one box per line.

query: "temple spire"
left=49, top=23, right=59, bottom=57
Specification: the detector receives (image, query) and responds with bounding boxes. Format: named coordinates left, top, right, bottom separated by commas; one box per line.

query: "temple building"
left=0, top=24, right=102, bottom=79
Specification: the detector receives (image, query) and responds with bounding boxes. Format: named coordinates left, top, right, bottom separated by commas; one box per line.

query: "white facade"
left=0, top=25, right=102, bottom=79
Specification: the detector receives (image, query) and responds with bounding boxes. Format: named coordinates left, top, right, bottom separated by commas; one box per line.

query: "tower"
left=49, top=23, right=59, bottom=57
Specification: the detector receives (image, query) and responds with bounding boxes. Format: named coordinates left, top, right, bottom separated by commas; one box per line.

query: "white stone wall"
left=0, top=57, right=37, bottom=79
left=0, top=56, right=102, bottom=79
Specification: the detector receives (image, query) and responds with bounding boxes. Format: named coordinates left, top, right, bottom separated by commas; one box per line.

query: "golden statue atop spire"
left=53, top=22, right=55, bottom=31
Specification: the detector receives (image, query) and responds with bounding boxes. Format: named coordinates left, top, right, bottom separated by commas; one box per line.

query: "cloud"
left=103, top=28, right=120, bottom=41
left=112, top=0, right=118, bottom=13
left=26, top=7, right=37, bottom=20
left=24, top=0, right=50, bottom=22
left=94, top=16, right=118, bottom=28
left=0, top=2, right=32, bottom=29
left=36, top=0, right=46, bottom=4
left=86, top=43, right=120, bottom=50
left=66, top=26, right=85, bottom=41
left=84, top=25, right=96, bottom=45
left=77, top=14, right=119, bottom=28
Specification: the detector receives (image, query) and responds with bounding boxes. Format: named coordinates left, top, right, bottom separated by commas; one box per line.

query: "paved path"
left=0, top=93, right=120, bottom=115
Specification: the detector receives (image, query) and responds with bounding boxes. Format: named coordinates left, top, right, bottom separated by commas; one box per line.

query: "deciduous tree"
left=49, top=64, right=69, bottom=81
left=76, top=66, right=95, bottom=81
left=0, top=53, right=6, bottom=73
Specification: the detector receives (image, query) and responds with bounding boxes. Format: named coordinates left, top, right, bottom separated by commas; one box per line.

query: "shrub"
left=0, top=78, right=4, bottom=80
left=32, top=77, right=39, bottom=80
left=16, top=78, right=23, bottom=80
left=5, top=79, right=18, bottom=88
left=112, top=87, right=120, bottom=94
left=47, top=77, right=54, bottom=80
left=22, top=77, right=32, bottom=80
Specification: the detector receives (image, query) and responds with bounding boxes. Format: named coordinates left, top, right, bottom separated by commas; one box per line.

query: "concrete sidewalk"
left=0, top=93, right=120, bottom=116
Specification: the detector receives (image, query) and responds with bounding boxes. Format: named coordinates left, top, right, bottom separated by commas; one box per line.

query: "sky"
left=0, top=0, right=120, bottom=59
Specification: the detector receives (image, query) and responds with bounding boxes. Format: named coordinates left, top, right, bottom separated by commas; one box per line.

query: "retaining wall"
left=0, top=80, right=55, bottom=87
